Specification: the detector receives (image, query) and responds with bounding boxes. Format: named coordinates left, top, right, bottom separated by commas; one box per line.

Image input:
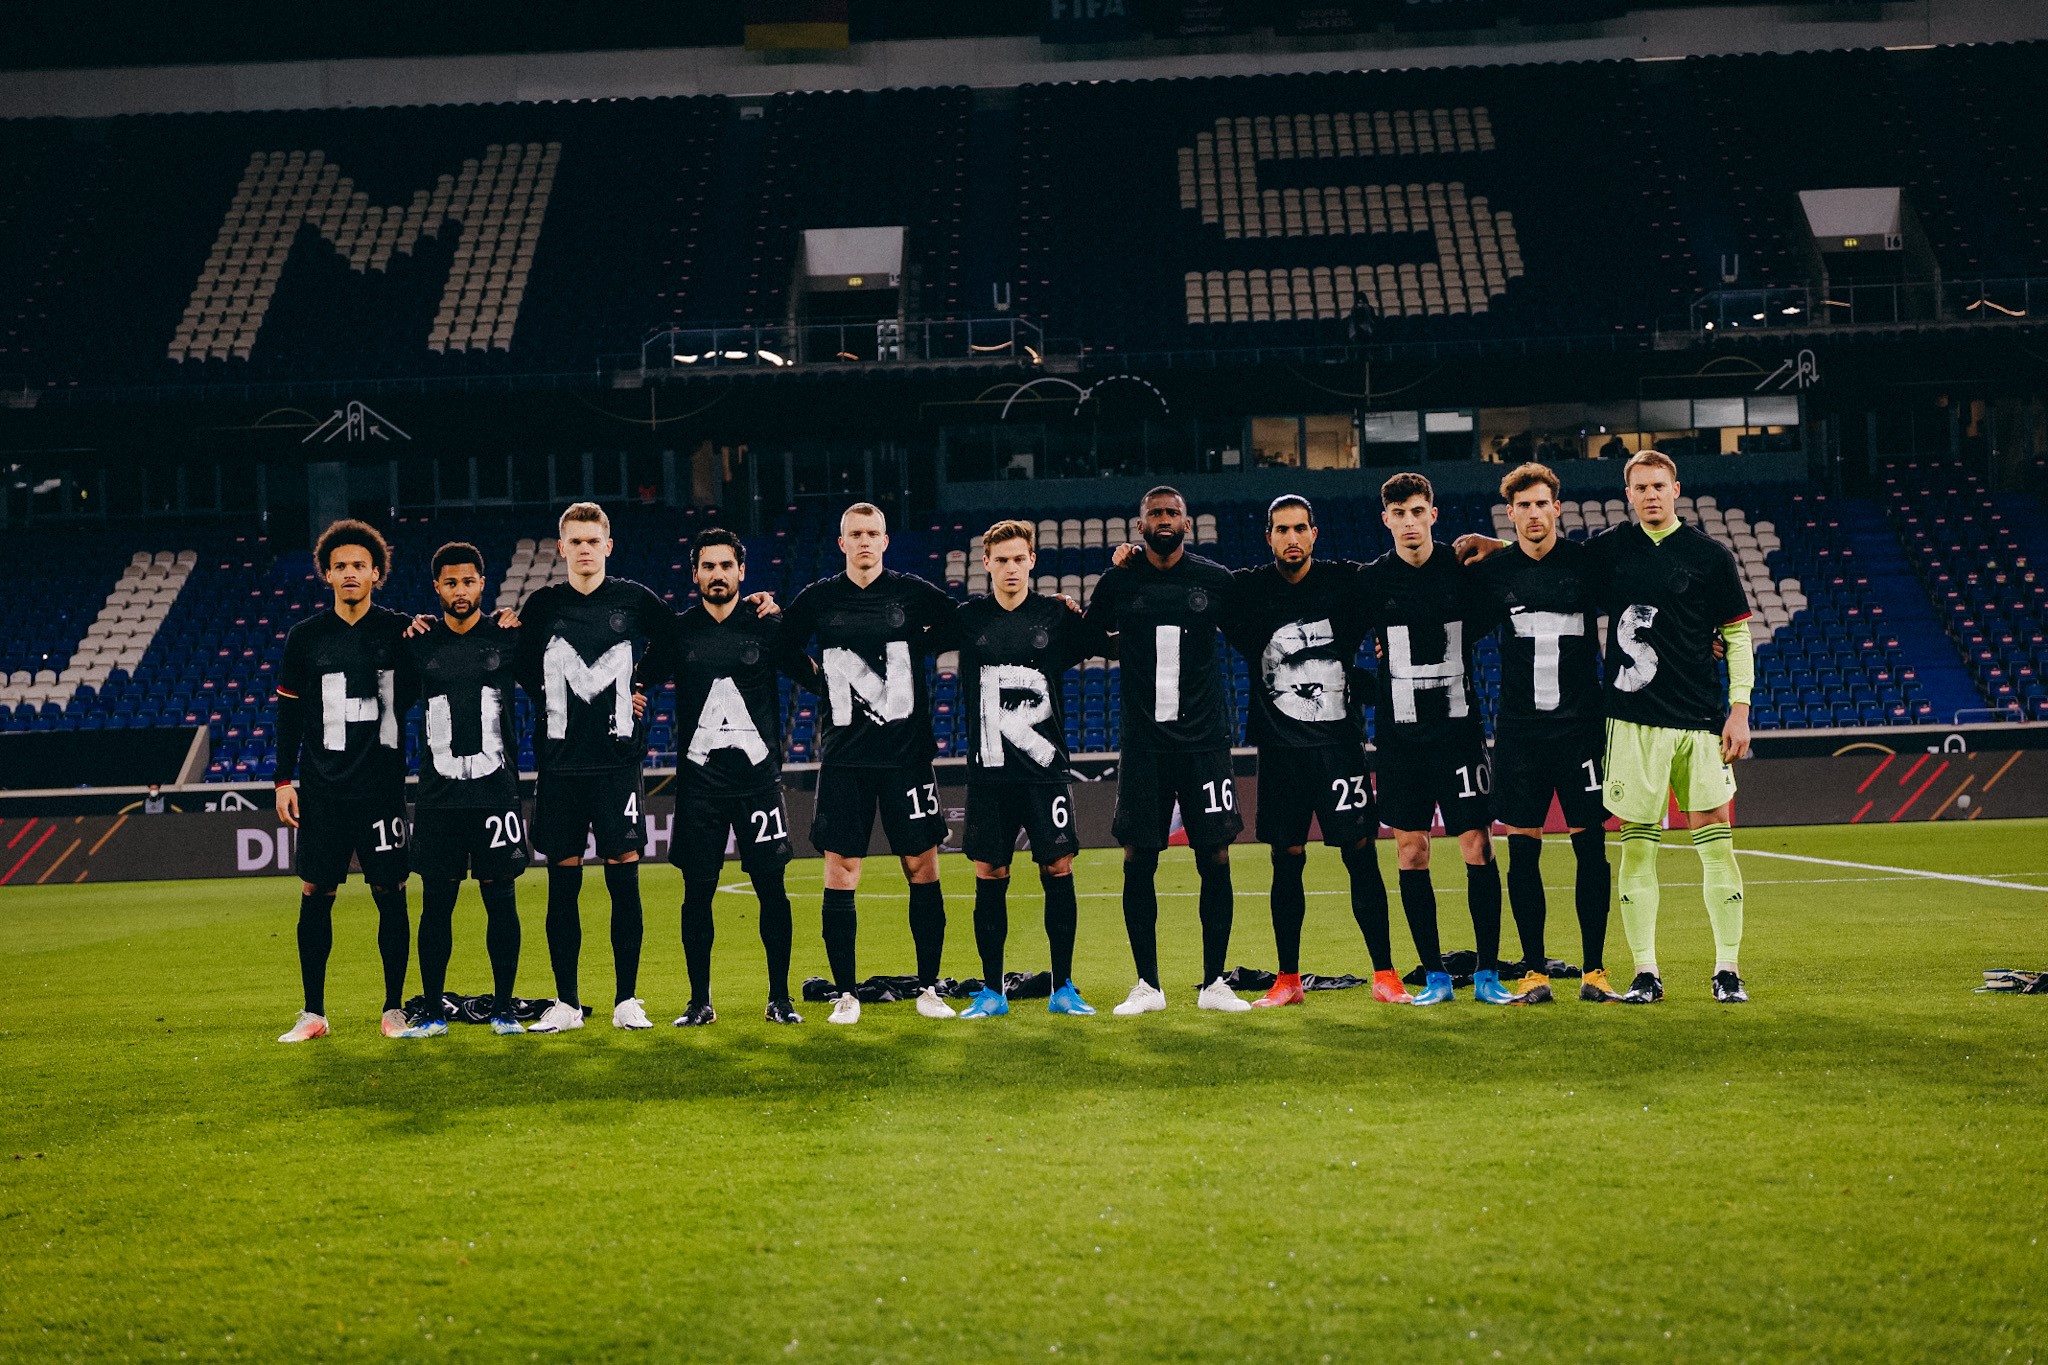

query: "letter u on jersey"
left=426, top=689, right=506, bottom=780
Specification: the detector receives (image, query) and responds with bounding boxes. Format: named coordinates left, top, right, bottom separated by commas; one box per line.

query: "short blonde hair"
left=1623, top=449, right=1678, bottom=484
left=982, top=519, right=1035, bottom=554
left=840, top=502, right=886, bottom=534
left=559, top=501, right=609, bottom=536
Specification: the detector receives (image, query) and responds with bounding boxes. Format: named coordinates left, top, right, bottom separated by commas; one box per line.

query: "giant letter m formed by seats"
left=169, top=141, right=559, bottom=363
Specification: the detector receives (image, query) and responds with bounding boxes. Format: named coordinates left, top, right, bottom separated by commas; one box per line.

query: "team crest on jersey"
left=1031, top=628, right=1050, bottom=651
left=740, top=643, right=761, bottom=666
left=608, top=610, right=629, bottom=633
left=1188, top=588, right=1210, bottom=612
left=887, top=603, right=907, bottom=629
left=483, top=650, right=501, bottom=672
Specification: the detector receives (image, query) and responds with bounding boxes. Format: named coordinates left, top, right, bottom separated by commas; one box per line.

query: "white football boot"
left=827, top=993, right=861, bottom=1025
left=529, top=1000, right=585, bottom=1034
left=379, top=1007, right=410, bottom=1038
left=278, top=1011, right=329, bottom=1044
left=611, top=998, right=653, bottom=1030
left=1197, top=978, right=1254, bottom=1013
left=1111, top=980, right=1168, bottom=1016
left=915, top=986, right=957, bottom=1019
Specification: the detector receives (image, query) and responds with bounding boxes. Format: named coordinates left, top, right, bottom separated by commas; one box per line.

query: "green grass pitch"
left=3, top=820, right=2044, bottom=1362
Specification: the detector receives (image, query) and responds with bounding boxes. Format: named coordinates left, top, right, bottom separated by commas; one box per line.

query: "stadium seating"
left=10, top=45, right=2048, bottom=389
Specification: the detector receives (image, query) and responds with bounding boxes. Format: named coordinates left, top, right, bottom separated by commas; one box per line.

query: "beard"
left=700, top=580, right=737, bottom=603
left=445, top=597, right=477, bottom=619
left=1142, top=524, right=1186, bottom=556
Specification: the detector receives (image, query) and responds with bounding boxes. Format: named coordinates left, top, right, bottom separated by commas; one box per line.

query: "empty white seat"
left=1104, top=517, right=1128, bottom=543
left=1081, top=573, right=1102, bottom=602
left=1034, top=575, right=1059, bottom=595
left=1060, top=518, right=1083, bottom=544
left=34, top=669, right=58, bottom=685
left=129, top=551, right=153, bottom=567
left=935, top=651, right=960, bottom=675
left=1060, top=574, right=1083, bottom=599
left=1695, top=494, right=1718, bottom=510
left=1036, top=519, right=1061, bottom=549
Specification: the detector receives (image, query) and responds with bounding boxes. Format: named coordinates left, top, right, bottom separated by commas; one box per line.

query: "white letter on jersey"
left=543, top=637, right=635, bottom=739
left=1612, top=604, right=1660, bottom=693
left=1153, top=624, right=1182, bottom=724
left=1262, top=618, right=1345, bottom=723
left=978, top=664, right=1057, bottom=769
left=824, top=641, right=913, bottom=726
left=1510, top=610, right=1585, bottom=712
left=320, top=670, right=397, bottom=751
left=1386, top=623, right=1468, bottom=724
left=686, top=676, right=770, bottom=767
left=426, top=688, right=506, bottom=781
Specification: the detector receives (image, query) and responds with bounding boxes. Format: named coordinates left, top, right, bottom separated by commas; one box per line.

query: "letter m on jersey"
left=169, top=142, right=559, bottom=364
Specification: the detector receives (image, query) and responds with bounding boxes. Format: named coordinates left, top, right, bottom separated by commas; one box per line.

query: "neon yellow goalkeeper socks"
left=1691, top=823, right=1744, bottom=968
left=1617, top=821, right=1663, bottom=974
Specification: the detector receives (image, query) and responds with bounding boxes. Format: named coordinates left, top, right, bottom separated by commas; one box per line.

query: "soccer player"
left=1594, top=452, right=1753, bottom=1003
left=396, top=542, right=530, bottom=1038
left=514, top=502, right=681, bottom=1035
left=1465, top=465, right=1622, bottom=1004
left=1457, top=451, right=1753, bottom=1003
left=1084, top=486, right=1250, bottom=1016
left=633, top=528, right=806, bottom=1026
left=777, top=502, right=959, bottom=1025
left=274, top=520, right=418, bottom=1043
left=1222, top=495, right=1410, bottom=1007
left=1360, top=473, right=1509, bottom=1007
left=952, top=519, right=1109, bottom=1019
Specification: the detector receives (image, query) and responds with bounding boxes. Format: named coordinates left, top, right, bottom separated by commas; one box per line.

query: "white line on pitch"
left=1730, top=848, right=2048, bottom=894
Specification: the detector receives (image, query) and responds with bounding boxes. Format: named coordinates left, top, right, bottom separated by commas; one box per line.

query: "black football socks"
left=369, top=884, right=411, bottom=1012
left=1340, top=843, right=1395, bottom=972
left=1122, top=849, right=1162, bottom=988
left=680, top=876, right=716, bottom=1006
left=1466, top=858, right=1503, bottom=975
left=604, top=861, right=644, bottom=1005
left=1397, top=867, right=1444, bottom=975
left=1505, top=833, right=1546, bottom=969
left=1268, top=847, right=1308, bottom=977
left=973, top=875, right=1009, bottom=987
left=545, top=863, right=583, bottom=1007
left=1571, top=827, right=1611, bottom=973
left=1196, top=855, right=1234, bottom=984
left=753, top=862, right=794, bottom=1003
left=296, top=889, right=336, bottom=1015
left=821, top=886, right=858, bottom=992
left=1041, top=867, right=1078, bottom=986
left=479, top=878, right=521, bottom=1016
left=907, top=880, right=947, bottom=988
left=417, top=879, right=459, bottom=1014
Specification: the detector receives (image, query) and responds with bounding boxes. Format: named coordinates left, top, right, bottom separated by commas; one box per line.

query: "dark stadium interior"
left=3, top=18, right=2047, bottom=787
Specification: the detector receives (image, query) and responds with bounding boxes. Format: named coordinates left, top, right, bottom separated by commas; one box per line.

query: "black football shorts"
left=962, top=781, right=1080, bottom=867
left=1490, top=721, right=1607, bottom=830
left=532, top=766, right=646, bottom=862
left=1111, top=746, right=1243, bottom=851
left=809, top=763, right=948, bottom=859
left=1374, top=727, right=1494, bottom=837
left=669, top=785, right=795, bottom=882
left=410, top=804, right=531, bottom=882
left=1254, top=742, right=1377, bottom=848
left=294, top=787, right=410, bottom=887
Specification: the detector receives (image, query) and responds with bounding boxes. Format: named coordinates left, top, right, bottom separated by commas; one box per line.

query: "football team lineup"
left=267, top=449, right=1777, bottom=1041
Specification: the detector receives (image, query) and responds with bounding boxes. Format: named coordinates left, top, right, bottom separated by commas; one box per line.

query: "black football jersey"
left=954, top=593, right=1106, bottom=783
left=778, top=570, right=956, bottom=768
left=1223, top=559, right=1375, bottom=750
left=1083, top=552, right=1236, bottom=752
left=514, top=577, right=680, bottom=775
left=1360, top=544, right=1486, bottom=748
left=653, top=602, right=789, bottom=797
left=1589, top=523, right=1751, bottom=732
left=407, top=619, right=522, bottom=810
left=276, top=605, right=415, bottom=797
left=1467, top=538, right=1604, bottom=731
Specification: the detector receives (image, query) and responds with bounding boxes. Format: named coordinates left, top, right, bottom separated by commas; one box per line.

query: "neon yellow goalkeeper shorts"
left=1602, top=717, right=1738, bottom=824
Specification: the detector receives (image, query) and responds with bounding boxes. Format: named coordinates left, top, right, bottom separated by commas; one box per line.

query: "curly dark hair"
left=314, top=519, right=391, bottom=576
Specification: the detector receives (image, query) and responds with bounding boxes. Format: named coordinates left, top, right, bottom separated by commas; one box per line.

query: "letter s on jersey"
left=1611, top=604, right=1659, bottom=694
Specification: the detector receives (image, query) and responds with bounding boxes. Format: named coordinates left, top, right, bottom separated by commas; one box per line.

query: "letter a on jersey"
left=978, top=664, right=1057, bottom=768
left=686, top=676, right=770, bottom=766
left=824, top=642, right=913, bottom=726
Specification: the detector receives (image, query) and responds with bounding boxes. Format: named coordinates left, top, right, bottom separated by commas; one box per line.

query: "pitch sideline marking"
left=1733, top=847, right=2048, bottom=894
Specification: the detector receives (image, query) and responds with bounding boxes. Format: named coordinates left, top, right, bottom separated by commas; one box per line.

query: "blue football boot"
left=1471, top=969, right=1516, bottom=1005
left=1048, top=981, right=1097, bottom=1016
left=488, top=1016, right=526, bottom=1035
left=1408, top=971, right=1456, bottom=1006
left=960, top=988, right=1009, bottom=1019
left=398, top=1018, right=448, bottom=1039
